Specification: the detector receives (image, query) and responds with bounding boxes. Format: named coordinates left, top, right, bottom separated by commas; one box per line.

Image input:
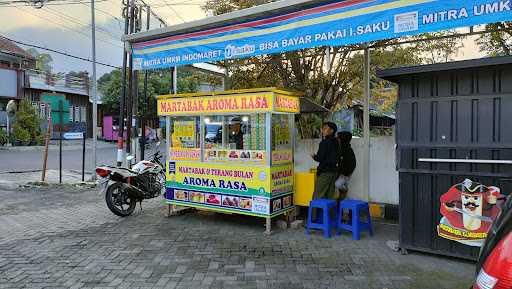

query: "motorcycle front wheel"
left=105, top=183, right=136, bottom=217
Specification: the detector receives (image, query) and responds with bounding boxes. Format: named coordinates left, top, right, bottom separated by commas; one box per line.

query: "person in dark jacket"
left=336, top=131, right=356, bottom=199
left=312, top=122, right=340, bottom=200
left=229, top=117, right=244, bottom=149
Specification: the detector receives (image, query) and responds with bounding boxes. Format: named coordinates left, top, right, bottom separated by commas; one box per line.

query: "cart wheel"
left=400, top=248, right=408, bottom=255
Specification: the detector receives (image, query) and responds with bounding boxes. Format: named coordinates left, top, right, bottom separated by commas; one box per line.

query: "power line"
left=80, top=1, right=123, bottom=26
left=0, top=0, right=109, bottom=6
left=15, top=6, right=123, bottom=48
left=135, top=0, right=167, bottom=26
left=44, top=5, right=122, bottom=39
left=1, top=35, right=120, bottom=68
left=147, top=0, right=186, bottom=23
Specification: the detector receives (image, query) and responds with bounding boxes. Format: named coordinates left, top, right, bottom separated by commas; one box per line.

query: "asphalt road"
left=0, top=141, right=166, bottom=174
left=0, top=146, right=116, bottom=174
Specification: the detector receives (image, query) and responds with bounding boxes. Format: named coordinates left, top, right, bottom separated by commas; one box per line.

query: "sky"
left=0, top=0, right=485, bottom=78
left=0, top=0, right=208, bottom=76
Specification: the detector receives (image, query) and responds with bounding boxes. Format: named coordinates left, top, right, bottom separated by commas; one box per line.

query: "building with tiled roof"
left=0, top=35, right=35, bottom=69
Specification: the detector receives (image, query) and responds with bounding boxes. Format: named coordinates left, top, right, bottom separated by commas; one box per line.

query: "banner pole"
left=363, top=46, right=371, bottom=202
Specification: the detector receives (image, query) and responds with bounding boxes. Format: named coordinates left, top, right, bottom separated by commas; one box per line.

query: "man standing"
left=336, top=131, right=356, bottom=200
left=312, top=122, right=340, bottom=200
left=229, top=117, right=244, bottom=149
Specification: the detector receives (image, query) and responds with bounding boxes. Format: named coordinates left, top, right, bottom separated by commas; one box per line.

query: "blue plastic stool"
left=306, top=199, right=337, bottom=238
left=337, top=199, right=373, bottom=240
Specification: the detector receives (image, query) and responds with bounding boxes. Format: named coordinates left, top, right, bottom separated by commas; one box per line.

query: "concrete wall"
left=294, top=136, right=399, bottom=205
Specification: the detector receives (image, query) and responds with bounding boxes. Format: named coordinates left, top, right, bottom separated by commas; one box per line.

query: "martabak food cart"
left=158, top=88, right=300, bottom=231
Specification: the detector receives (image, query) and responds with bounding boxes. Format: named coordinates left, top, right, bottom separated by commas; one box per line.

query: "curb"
left=369, top=202, right=399, bottom=221
left=0, top=143, right=115, bottom=152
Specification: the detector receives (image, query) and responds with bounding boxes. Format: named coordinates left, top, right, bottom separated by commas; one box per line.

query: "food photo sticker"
left=273, top=199, right=282, bottom=211
left=239, top=198, right=252, bottom=210
left=222, top=195, right=240, bottom=208
left=205, top=193, right=221, bottom=205
left=190, top=192, right=205, bottom=203
left=174, top=190, right=188, bottom=201
left=228, top=151, right=240, bottom=159
left=282, top=195, right=292, bottom=208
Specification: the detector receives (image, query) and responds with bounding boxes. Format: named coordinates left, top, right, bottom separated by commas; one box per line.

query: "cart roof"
left=157, top=87, right=302, bottom=99
left=378, top=55, right=512, bottom=81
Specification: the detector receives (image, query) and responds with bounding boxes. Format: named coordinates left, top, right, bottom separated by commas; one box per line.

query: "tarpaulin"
left=132, top=0, right=512, bottom=70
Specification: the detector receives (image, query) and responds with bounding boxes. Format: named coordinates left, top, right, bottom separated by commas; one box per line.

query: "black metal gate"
left=378, top=56, right=512, bottom=260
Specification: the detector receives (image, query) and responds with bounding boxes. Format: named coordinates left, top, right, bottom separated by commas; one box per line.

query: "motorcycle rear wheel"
left=105, top=183, right=136, bottom=217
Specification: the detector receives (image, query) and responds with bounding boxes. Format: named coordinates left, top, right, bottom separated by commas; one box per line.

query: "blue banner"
left=132, top=0, right=512, bottom=70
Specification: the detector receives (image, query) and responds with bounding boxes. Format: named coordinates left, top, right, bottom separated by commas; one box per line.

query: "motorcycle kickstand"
left=139, top=201, right=143, bottom=211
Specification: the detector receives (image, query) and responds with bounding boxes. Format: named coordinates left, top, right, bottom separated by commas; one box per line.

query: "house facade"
left=0, top=36, right=99, bottom=138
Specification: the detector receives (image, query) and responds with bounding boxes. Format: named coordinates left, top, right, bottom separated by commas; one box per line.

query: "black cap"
left=338, top=131, right=352, bottom=143
left=323, top=122, right=337, bottom=133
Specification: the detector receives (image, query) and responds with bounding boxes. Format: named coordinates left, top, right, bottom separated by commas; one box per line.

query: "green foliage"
left=203, top=0, right=272, bottom=15
left=35, top=134, right=46, bottom=146
left=0, top=130, right=8, bottom=146
left=12, top=100, right=42, bottom=145
left=13, top=127, right=30, bottom=144
left=203, top=1, right=465, bottom=138
left=477, top=22, right=512, bottom=56
left=98, top=69, right=214, bottom=116
left=411, top=31, right=465, bottom=64
left=26, top=48, right=53, bottom=72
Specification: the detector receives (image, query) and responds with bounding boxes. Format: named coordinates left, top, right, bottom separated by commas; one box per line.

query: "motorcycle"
left=472, top=194, right=512, bottom=289
left=95, top=149, right=165, bottom=217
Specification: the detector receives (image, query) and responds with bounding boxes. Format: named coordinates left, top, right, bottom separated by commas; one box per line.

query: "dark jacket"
left=229, top=132, right=243, bottom=149
left=338, top=143, right=356, bottom=177
left=313, top=135, right=340, bottom=174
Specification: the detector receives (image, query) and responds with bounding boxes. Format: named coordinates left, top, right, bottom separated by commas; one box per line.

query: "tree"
left=98, top=69, right=217, bottom=116
left=12, top=100, right=42, bottom=145
left=203, top=1, right=463, bottom=137
left=203, top=0, right=270, bottom=15
left=477, top=22, right=512, bottom=56
left=26, top=48, right=53, bottom=72
left=411, top=31, right=466, bottom=64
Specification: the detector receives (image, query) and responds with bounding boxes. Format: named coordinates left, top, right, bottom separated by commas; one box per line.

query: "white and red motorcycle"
left=95, top=150, right=165, bottom=217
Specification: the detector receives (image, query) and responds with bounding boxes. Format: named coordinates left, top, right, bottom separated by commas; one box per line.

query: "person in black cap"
left=229, top=117, right=244, bottom=149
left=312, top=122, right=341, bottom=200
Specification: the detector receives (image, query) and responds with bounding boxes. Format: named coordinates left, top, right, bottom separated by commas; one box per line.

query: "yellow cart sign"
left=275, top=94, right=300, bottom=113
left=167, top=162, right=271, bottom=197
left=158, top=93, right=273, bottom=115
left=157, top=88, right=302, bottom=116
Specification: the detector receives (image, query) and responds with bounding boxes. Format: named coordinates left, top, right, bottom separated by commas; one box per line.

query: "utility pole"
left=125, top=0, right=135, bottom=166
left=140, top=4, right=150, bottom=160
left=117, top=0, right=130, bottom=167
left=91, top=0, right=98, bottom=180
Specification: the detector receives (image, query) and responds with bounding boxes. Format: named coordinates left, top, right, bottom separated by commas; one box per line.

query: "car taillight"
left=475, top=233, right=512, bottom=289
left=95, top=168, right=110, bottom=177
left=475, top=269, right=498, bottom=289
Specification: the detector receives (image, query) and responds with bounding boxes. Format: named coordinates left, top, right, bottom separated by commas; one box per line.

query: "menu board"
left=172, top=120, right=196, bottom=148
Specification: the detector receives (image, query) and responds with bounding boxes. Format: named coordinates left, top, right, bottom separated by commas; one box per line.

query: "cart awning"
left=125, top=0, right=512, bottom=71
left=300, top=97, right=329, bottom=113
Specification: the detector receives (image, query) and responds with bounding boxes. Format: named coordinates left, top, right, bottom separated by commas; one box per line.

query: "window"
left=272, top=114, right=292, bottom=150
left=171, top=116, right=200, bottom=149
left=271, top=114, right=293, bottom=165
left=169, top=116, right=201, bottom=161
left=204, top=114, right=266, bottom=164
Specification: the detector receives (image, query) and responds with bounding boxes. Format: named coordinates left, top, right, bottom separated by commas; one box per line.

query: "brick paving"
left=0, top=186, right=475, bottom=289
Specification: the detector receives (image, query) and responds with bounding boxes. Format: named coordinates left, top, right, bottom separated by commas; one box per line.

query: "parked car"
left=473, top=195, right=512, bottom=289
